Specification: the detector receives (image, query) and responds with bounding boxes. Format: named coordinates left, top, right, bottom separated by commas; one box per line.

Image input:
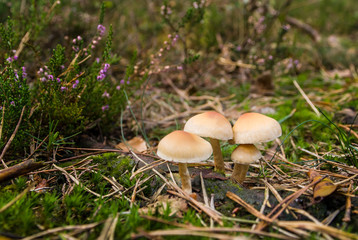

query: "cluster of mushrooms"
left=156, top=111, right=282, bottom=194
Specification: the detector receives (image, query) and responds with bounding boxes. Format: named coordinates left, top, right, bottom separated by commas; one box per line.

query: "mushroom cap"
left=157, top=130, right=213, bottom=163
left=231, top=144, right=262, bottom=165
left=233, top=113, right=282, bottom=144
left=184, top=111, right=233, bottom=140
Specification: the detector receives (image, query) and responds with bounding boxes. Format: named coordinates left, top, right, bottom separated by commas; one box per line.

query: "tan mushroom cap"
left=184, top=111, right=233, bottom=140
left=233, top=113, right=282, bottom=144
left=157, top=130, right=213, bottom=163
left=231, top=144, right=262, bottom=165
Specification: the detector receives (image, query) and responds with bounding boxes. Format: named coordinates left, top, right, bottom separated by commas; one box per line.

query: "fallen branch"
left=0, top=159, right=45, bottom=183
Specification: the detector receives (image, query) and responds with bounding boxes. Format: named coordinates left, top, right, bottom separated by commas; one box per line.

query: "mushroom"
left=184, top=111, right=233, bottom=173
left=231, top=144, right=262, bottom=183
left=232, top=112, right=282, bottom=184
left=157, top=130, right=213, bottom=194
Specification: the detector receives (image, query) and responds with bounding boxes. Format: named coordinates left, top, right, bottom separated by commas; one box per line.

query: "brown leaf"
left=115, top=136, right=147, bottom=153
left=139, top=195, right=188, bottom=217
left=307, top=170, right=337, bottom=202
left=313, top=176, right=337, bottom=201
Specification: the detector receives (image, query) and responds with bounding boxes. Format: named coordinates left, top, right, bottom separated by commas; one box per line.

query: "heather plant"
left=32, top=17, right=129, bottom=138
left=0, top=18, right=31, bottom=154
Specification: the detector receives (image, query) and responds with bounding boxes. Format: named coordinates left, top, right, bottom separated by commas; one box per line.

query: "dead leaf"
left=139, top=195, right=188, bottom=217
left=313, top=176, right=337, bottom=201
left=115, top=136, right=147, bottom=153
left=307, top=169, right=337, bottom=202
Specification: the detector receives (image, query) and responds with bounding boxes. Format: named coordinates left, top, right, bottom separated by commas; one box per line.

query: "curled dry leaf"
left=115, top=136, right=147, bottom=153
left=139, top=195, right=188, bottom=217
left=307, top=169, right=337, bottom=202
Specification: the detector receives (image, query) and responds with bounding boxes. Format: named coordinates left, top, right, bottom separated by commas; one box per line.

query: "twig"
left=53, top=164, right=101, bottom=197
left=0, top=106, right=26, bottom=168
left=276, top=221, right=358, bottom=240
left=293, top=80, right=321, bottom=117
left=0, top=159, right=45, bottom=183
left=285, top=16, right=321, bottom=42
left=22, top=222, right=102, bottom=240
left=342, top=181, right=352, bottom=222
left=226, top=191, right=272, bottom=222
left=255, top=176, right=325, bottom=231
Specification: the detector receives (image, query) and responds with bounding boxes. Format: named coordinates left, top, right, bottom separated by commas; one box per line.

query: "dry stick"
left=24, top=135, right=49, bottom=161
left=130, top=159, right=167, bottom=180
left=290, top=208, right=333, bottom=240
left=263, top=180, right=297, bottom=218
left=22, top=222, right=102, bottom=240
left=130, top=175, right=143, bottom=208
left=252, top=186, right=270, bottom=230
left=226, top=191, right=272, bottom=222
left=342, top=181, right=352, bottom=222
left=53, top=164, right=101, bottom=197
left=135, top=216, right=289, bottom=240
left=293, top=80, right=321, bottom=117
left=0, top=106, right=26, bottom=168
left=0, top=159, right=46, bottom=183
left=255, top=176, right=325, bottom=231
left=276, top=221, right=358, bottom=240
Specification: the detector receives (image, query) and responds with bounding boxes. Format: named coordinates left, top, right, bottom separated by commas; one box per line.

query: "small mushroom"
left=232, top=113, right=282, bottom=184
left=157, top=130, right=213, bottom=194
left=184, top=111, right=233, bottom=172
left=231, top=144, right=262, bottom=184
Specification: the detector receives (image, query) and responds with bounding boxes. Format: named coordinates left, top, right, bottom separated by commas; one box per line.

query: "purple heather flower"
left=97, top=73, right=106, bottom=81
left=73, top=38, right=77, bottom=44
left=193, top=1, right=199, bottom=9
left=40, top=77, right=47, bottom=82
left=126, top=81, right=130, bottom=84
left=120, top=79, right=125, bottom=84
left=48, top=75, right=54, bottom=81
left=60, top=86, right=67, bottom=91
left=97, top=24, right=106, bottom=36
left=10, top=101, right=15, bottom=106
left=101, top=105, right=109, bottom=112
left=294, top=59, right=299, bottom=65
left=96, top=58, right=100, bottom=63
left=268, top=55, right=273, bottom=60
left=57, top=78, right=61, bottom=83
left=236, top=45, right=242, bottom=51
left=6, top=57, right=13, bottom=63
left=60, top=65, right=65, bottom=69
left=0, top=106, right=2, bottom=110
left=177, top=66, right=183, bottom=70
left=102, top=91, right=110, bottom=98
left=104, top=63, right=110, bottom=71
left=116, top=85, right=121, bottom=90
left=13, top=55, right=18, bottom=60
left=77, top=35, right=82, bottom=41
left=72, top=79, right=79, bottom=88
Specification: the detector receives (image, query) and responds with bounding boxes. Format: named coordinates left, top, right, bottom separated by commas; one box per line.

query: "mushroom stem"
left=231, top=163, right=249, bottom=184
left=178, top=163, right=192, bottom=194
left=209, top=138, right=225, bottom=173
